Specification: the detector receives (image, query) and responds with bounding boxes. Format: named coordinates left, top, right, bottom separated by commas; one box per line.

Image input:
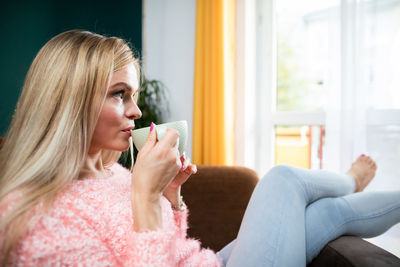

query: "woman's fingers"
left=158, top=128, right=180, bottom=148
left=140, top=123, right=158, bottom=152
left=184, top=163, right=197, bottom=174
left=140, top=125, right=179, bottom=155
left=156, top=128, right=181, bottom=168
left=179, top=153, right=196, bottom=174
left=136, top=126, right=182, bottom=181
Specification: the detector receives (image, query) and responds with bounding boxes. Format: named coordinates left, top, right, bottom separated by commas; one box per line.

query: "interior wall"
left=143, top=0, right=196, bottom=157
left=0, top=0, right=142, bottom=136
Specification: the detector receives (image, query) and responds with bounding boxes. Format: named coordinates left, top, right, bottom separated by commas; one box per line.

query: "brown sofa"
left=182, top=165, right=400, bottom=266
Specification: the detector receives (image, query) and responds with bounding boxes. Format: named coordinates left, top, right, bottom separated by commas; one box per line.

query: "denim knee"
left=263, top=165, right=304, bottom=185
left=264, top=165, right=298, bottom=179
left=258, top=165, right=307, bottom=200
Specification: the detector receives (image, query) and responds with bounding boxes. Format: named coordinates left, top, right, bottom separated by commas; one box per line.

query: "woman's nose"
left=126, top=99, right=142, bottom=120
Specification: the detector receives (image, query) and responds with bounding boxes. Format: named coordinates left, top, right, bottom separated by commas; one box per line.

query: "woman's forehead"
left=110, top=63, right=139, bottom=90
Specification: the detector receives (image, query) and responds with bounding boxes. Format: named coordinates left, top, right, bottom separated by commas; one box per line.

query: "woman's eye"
left=113, top=90, right=124, bottom=99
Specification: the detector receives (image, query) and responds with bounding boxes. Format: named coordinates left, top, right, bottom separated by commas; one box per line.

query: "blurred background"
left=1, top=0, right=399, bottom=258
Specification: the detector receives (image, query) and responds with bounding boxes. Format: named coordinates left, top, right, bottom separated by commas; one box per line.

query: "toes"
left=367, top=157, right=376, bottom=167
left=361, top=155, right=373, bottom=165
left=357, top=156, right=365, bottom=162
left=360, top=157, right=368, bottom=164
left=370, top=161, right=375, bottom=167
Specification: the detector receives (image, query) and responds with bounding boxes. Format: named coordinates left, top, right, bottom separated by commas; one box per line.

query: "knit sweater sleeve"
left=125, top=224, right=222, bottom=267
left=125, top=228, right=177, bottom=265
left=173, top=206, right=189, bottom=239
left=125, top=204, right=221, bottom=266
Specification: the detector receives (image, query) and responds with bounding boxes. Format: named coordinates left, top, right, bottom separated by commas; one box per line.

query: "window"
left=236, top=0, right=400, bottom=256
left=237, top=0, right=400, bottom=172
left=275, top=125, right=325, bottom=169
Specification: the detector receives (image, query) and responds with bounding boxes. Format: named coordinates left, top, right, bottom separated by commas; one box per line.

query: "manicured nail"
left=150, top=122, right=154, bottom=132
left=361, top=154, right=365, bottom=157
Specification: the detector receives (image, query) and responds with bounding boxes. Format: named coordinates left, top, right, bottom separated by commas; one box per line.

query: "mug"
left=131, top=120, right=188, bottom=155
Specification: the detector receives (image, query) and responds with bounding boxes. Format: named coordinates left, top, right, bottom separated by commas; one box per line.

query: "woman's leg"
left=305, top=191, right=400, bottom=264
left=217, top=191, right=400, bottom=266
left=221, top=164, right=357, bottom=267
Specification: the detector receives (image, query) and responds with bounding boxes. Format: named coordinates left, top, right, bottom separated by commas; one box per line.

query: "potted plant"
left=118, top=76, right=169, bottom=169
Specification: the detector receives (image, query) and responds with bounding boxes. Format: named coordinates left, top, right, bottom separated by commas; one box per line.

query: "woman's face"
left=90, top=63, right=142, bottom=153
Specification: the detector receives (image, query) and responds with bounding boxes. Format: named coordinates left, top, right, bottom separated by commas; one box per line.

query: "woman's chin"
left=116, top=144, right=131, bottom=152
left=106, top=141, right=131, bottom=152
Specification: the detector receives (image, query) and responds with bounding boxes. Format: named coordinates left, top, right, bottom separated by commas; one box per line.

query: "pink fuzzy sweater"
left=7, top=163, right=222, bottom=266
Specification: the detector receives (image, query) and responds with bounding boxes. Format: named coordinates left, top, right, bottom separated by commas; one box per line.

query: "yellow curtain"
left=192, top=0, right=235, bottom=165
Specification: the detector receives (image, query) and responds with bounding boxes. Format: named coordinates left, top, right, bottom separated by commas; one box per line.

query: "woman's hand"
left=167, top=153, right=197, bottom=190
left=163, top=153, right=197, bottom=207
left=132, top=124, right=182, bottom=199
left=130, top=124, right=182, bottom=231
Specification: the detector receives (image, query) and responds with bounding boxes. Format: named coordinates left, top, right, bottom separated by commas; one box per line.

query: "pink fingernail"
left=150, top=122, right=154, bottom=132
left=361, top=154, right=365, bottom=157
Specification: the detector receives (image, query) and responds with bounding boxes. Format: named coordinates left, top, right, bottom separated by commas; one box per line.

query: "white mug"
left=131, top=120, right=188, bottom=155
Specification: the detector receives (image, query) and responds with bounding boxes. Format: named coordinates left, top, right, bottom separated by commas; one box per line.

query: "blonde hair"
left=0, top=30, right=138, bottom=264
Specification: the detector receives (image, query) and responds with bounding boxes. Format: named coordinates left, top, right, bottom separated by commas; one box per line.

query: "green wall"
left=0, top=0, right=142, bottom=136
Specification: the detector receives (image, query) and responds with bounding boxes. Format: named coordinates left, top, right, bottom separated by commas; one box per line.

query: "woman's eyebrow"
left=110, top=82, right=136, bottom=93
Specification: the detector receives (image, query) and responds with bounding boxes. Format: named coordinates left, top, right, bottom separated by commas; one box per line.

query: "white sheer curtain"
left=237, top=0, right=400, bottom=256
left=310, top=0, right=400, bottom=256
left=324, top=0, right=369, bottom=172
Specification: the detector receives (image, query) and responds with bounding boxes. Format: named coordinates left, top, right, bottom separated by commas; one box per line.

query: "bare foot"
left=347, top=155, right=377, bottom=192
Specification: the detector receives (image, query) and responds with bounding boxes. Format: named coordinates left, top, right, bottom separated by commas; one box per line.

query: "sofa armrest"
left=182, top=165, right=259, bottom=251
left=309, top=236, right=400, bottom=267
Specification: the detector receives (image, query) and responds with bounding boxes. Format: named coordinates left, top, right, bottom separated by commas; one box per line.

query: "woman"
left=0, top=30, right=399, bottom=266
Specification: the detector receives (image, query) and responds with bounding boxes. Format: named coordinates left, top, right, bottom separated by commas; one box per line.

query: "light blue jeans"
left=216, top=165, right=400, bottom=267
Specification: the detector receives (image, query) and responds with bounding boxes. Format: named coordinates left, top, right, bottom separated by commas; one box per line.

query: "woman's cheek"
left=102, top=103, right=124, bottom=125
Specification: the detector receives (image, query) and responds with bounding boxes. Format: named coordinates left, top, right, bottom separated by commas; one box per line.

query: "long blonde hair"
left=0, top=30, right=138, bottom=264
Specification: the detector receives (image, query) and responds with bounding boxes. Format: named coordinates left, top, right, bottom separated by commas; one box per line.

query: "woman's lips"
left=122, top=129, right=132, bottom=137
left=122, top=126, right=134, bottom=137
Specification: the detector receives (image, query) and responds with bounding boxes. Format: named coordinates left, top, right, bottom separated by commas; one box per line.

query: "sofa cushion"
left=182, top=165, right=259, bottom=251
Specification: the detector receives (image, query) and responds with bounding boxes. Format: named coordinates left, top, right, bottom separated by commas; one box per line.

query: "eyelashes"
left=112, top=89, right=139, bottom=101
left=113, top=90, right=124, bottom=99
